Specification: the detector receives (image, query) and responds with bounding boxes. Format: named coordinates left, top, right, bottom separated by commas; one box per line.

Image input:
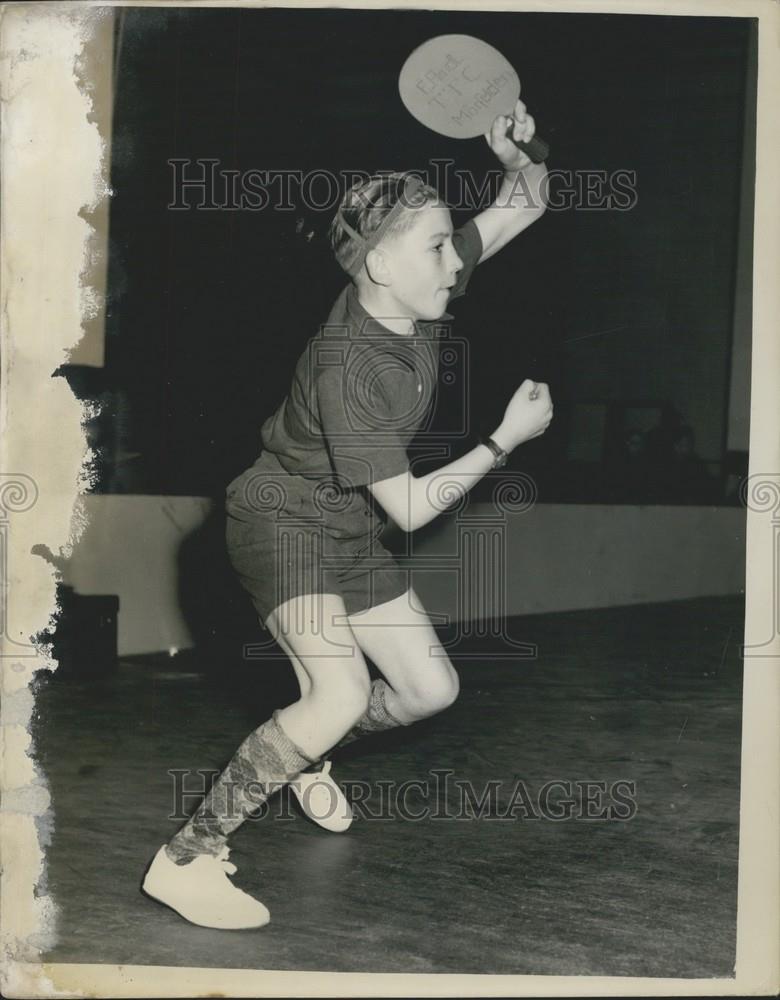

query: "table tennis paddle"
left=399, top=34, right=549, bottom=163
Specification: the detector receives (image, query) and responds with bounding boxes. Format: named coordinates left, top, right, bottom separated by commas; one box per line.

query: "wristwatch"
left=481, top=436, right=508, bottom=470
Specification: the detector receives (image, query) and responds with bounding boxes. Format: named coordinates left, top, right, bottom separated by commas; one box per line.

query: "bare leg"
left=346, top=586, right=459, bottom=725
left=165, top=592, right=370, bottom=861
left=263, top=591, right=372, bottom=759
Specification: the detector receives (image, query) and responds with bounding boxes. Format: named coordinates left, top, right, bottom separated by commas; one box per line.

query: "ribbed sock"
left=166, top=710, right=315, bottom=865
left=332, top=678, right=407, bottom=751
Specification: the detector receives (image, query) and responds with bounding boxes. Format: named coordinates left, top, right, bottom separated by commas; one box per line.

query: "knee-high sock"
left=332, top=678, right=407, bottom=751
left=166, top=710, right=315, bottom=865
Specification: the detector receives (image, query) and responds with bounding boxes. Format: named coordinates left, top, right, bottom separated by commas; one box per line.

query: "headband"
left=336, top=174, right=429, bottom=277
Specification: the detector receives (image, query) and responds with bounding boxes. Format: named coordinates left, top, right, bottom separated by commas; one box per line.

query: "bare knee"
left=399, top=666, right=460, bottom=720
left=308, top=670, right=371, bottom=730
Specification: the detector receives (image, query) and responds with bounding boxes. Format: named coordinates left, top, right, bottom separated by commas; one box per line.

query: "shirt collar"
left=343, top=284, right=452, bottom=356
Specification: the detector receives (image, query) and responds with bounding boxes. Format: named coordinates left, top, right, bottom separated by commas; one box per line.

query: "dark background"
left=66, top=7, right=755, bottom=503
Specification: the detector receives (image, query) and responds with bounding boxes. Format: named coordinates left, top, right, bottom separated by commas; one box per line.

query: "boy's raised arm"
left=472, top=99, right=549, bottom=264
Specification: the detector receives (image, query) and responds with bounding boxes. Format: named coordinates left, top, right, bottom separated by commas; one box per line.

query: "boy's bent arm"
left=369, top=380, right=554, bottom=532
left=368, top=426, right=515, bottom=534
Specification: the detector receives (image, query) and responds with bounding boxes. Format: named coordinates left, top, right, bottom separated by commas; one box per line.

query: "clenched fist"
left=493, top=379, right=554, bottom=452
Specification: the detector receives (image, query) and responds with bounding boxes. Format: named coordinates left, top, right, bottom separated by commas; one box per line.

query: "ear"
left=364, top=246, right=392, bottom=286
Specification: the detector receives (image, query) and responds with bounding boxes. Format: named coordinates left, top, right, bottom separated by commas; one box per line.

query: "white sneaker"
left=142, top=844, right=270, bottom=930
left=290, top=760, right=353, bottom=833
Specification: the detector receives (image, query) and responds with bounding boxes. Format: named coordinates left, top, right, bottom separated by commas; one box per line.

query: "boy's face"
left=379, top=203, right=464, bottom=321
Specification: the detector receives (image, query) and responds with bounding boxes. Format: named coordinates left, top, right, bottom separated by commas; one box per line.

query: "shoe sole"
left=140, top=860, right=270, bottom=931
left=141, top=881, right=270, bottom=931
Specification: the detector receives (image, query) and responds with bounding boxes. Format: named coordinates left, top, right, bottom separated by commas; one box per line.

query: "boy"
left=142, top=101, right=553, bottom=929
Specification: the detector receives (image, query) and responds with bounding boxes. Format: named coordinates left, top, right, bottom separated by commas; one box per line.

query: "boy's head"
left=329, top=172, right=440, bottom=278
left=329, top=172, right=464, bottom=321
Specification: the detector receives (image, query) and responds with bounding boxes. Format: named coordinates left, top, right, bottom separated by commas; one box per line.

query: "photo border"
left=1, top=1, right=777, bottom=996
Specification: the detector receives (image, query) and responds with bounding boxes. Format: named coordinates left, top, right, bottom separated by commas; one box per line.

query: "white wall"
left=63, top=495, right=211, bottom=656
left=62, top=495, right=746, bottom=656
left=407, top=503, right=745, bottom=625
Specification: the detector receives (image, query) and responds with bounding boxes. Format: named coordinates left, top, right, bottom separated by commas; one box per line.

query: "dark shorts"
left=225, top=471, right=409, bottom=628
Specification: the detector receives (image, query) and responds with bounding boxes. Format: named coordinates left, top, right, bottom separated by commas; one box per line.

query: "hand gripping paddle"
left=399, top=34, right=549, bottom=163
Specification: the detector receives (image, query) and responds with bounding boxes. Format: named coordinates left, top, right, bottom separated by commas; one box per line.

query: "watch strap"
left=482, top=436, right=508, bottom=469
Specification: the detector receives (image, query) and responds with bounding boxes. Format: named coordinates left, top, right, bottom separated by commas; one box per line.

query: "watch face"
left=485, top=437, right=507, bottom=468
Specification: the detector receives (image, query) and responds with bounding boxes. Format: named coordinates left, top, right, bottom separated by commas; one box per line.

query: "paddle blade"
left=399, top=34, right=519, bottom=139
left=399, top=34, right=549, bottom=162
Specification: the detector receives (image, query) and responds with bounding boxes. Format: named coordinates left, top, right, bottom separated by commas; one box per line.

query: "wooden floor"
left=33, top=596, right=742, bottom=977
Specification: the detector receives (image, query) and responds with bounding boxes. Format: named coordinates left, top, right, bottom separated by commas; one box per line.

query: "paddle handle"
left=519, top=134, right=549, bottom=163
left=508, top=129, right=549, bottom=164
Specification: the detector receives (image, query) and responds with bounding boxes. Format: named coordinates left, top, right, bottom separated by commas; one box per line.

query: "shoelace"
left=297, top=760, right=333, bottom=785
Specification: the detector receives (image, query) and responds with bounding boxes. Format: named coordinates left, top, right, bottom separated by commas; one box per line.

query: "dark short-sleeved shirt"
left=228, top=218, right=483, bottom=544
